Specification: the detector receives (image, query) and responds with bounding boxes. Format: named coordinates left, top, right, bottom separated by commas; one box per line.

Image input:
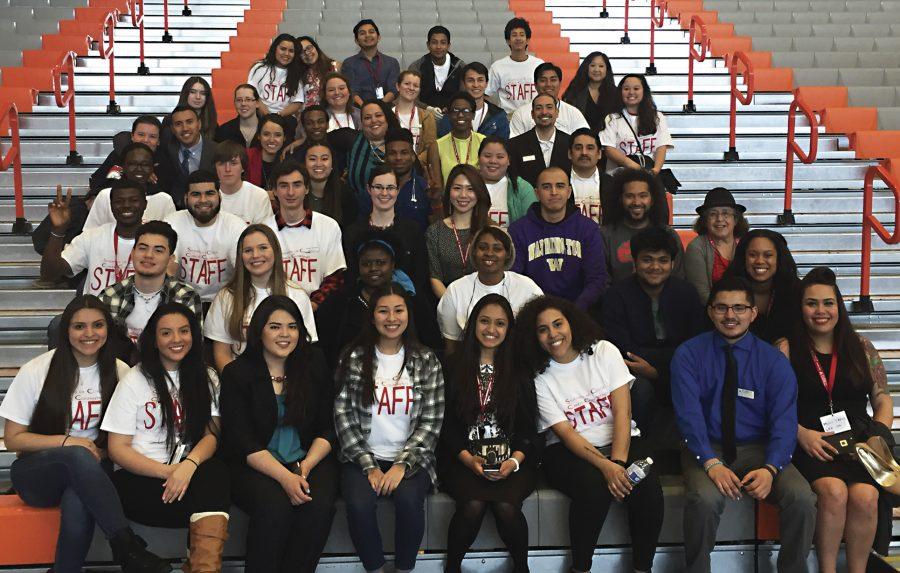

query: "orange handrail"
left=162, top=0, right=173, bottom=42
left=779, top=96, right=819, bottom=225
left=87, top=10, right=120, bottom=114
left=647, top=0, right=666, bottom=74
left=128, top=0, right=149, bottom=74
left=182, top=0, right=191, bottom=15
left=52, top=51, right=82, bottom=166
left=724, top=51, right=754, bottom=161
left=0, top=103, right=29, bottom=234
left=621, top=0, right=631, bottom=43
left=684, top=15, right=709, bottom=113
left=854, top=164, right=900, bottom=313
left=600, top=0, right=609, bottom=18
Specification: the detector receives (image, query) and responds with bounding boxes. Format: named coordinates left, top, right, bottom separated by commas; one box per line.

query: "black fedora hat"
left=695, top=187, right=746, bottom=214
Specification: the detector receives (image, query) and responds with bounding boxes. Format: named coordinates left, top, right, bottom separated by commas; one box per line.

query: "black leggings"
left=542, top=442, right=664, bottom=572
left=229, top=455, right=339, bottom=573
left=445, top=500, right=529, bottom=573
left=112, top=458, right=231, bottom=527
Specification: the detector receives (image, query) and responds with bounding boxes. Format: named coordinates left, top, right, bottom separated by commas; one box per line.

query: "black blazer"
left=218, top=349, right=336, bottom=466
left=157, top=135, right=217, bottom=207
left=214, top=116, right=252, bottom=147
left=508, top=128, right=572, bottom=187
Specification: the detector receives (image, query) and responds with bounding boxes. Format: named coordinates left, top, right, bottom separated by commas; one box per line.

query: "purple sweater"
left=509, top=204, right=608, bottom=309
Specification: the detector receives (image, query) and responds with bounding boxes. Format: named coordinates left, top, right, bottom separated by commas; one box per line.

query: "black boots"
left=109, top=527, right=173, bottom=573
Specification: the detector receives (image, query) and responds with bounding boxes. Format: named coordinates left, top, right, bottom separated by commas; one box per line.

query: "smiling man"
left=164, top=170, right=247, bottom=303
left=600, top=168, right=682, bottom=281
left=508, top=93, right=572, bottom=187
left=487, top=17, right=544, bottom=113
left=160, top=105, right=217, bottom=207
left=89, top=115, right=163, bottom=193
left=342, top=19, right=401, bottom=105
left=671, top=276, right=815, bottom=573
left=509, top=63, right=589, bottom=137
left=508, top=166, right=607, bottom=310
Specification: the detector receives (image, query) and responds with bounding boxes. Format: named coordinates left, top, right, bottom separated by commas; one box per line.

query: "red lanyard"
left=810, top=349, right=839, bottom=402
left=362, top=54, right=382, bottom=86
left=450, top=219, right=470, bottom=267
left=112, top=233, right=132, bottom=282
left=477, top=372, right=494, bottom=414
left=397, top=105, right=416, bottom=130
left=452, top=134, right=474, bottom=166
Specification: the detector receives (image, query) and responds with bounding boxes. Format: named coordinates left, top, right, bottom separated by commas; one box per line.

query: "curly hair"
left=602, top=168, right=668, bottom=227
left=515, top=295, right=603, bottom=376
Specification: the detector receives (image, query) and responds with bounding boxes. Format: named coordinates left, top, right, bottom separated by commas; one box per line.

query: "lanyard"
left=810, top=350, right=839, bottom=411
left=477, top=371, right=494, bottom=415
left=450, top=218, right=470, bottom=267
left=397, top=105, right=416, bottom=130
left=362, top=54, right=382, bottom=87
left=452, top=134, right=474, bottom=166
left=332, top=112, right=346, bottom=129
left=113, top=233, right=132, bottom=282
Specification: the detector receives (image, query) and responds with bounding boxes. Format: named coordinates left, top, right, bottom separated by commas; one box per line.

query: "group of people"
left=3, top=13, right=894, bottom=573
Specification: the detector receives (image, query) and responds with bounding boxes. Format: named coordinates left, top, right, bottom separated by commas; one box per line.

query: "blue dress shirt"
left=671, top=330, right=798, bottom=470
left=341, top=51, right=401, bottom=101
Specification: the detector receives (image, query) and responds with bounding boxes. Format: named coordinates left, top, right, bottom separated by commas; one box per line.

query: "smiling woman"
left=246, top=114, right=292, bottom=189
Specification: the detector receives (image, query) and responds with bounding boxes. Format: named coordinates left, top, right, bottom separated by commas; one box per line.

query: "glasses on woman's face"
left=449, top=106, right=473, bottom=115
left=707, top=209, right=735, bottom=220
left=235, top=97, right=257, bottom=105
left=709, top=303, right=752, bottom=315
left=369, top=184, right=399, bottom=192
left=302, top=45, right=316, bottom=55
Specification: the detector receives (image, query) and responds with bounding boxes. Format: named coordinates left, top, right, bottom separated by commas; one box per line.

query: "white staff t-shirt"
left=101, top=366, right=220, bottom=464
left=0, top=350, right=130, bottom=441
left=164, top=210, right=247, bottom=302
left=368, top=348, right=414, bottom=461
left=437, top=271, right=543, bottom=341
left=535, top=340, right=638, bottom=448
left=599, top=111, right=674, bottom=174
left=204, top=282, right=318, bottom=356
left=220, top=181, right=273, bottom=225
left=83, top=188, right=176, bottom=231
left=125, top=289, right=162, bottom=343
left=486, top=177, right=510, bottom=227
left=276, top=212, right=347, bottom=295
left=486, top=55, right=544, bottom=114
left=61, top=223, right=135, bottom=296
left=248, top=63, right=305, bottom=114
left=571, top=169, right=602, bottom=224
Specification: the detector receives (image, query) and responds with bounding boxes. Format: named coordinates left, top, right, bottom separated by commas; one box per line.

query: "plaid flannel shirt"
left=334, top=345, right=445, bottom=483
left=98, top=275, right=203, bottom=328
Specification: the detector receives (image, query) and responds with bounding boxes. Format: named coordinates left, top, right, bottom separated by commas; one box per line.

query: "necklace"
left=368, top=139, right=385, bottom=163
left=271, top=375, right=286, bottom=384
left=135, top=287, right=162, bottom=304
left=451, top=133, right=474, bottom=166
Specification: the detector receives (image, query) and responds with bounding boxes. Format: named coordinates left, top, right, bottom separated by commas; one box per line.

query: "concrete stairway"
left=0, top=0, right=91, bottom=70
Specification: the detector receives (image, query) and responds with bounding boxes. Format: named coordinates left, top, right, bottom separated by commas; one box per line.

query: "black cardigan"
left=218, top=349, right=336, bottom=465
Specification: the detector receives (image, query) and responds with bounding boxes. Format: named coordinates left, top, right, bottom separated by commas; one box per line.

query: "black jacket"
left=157, top=135, right=217, bottom=207
left=600, top=274, right=706, bottom=383
left=218, top=349, right=336, bottom=466
left=341, top=216, right=429, bottom=291
left=409, top=52, right=465, bottom=110
left=214, top=116, right=255, bottom=148
left=508, top=128, right=572, bottom=187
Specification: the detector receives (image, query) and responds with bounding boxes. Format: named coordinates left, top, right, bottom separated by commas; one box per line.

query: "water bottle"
left=626, top=457, right=653, bottom=485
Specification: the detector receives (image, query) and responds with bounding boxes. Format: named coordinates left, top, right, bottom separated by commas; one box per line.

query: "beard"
left=189, top=202, right=220, bottom=224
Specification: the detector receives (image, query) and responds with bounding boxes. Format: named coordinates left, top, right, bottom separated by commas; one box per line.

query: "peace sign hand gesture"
left=48, top=185, right=73, bottom=233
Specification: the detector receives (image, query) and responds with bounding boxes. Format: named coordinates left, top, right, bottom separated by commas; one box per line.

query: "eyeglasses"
left=370, top=184, right=399, bottom=192
left=707, top=209, right=736, bottom=220
left=710, top=303, right=752, bottom=315
left=235, top=97, right=257, bottom=104
left=450, top=107, right=473, bottom=114
left=302, top=45, right=316, bottom=55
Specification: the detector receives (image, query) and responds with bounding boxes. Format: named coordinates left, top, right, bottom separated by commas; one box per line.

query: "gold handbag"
left=855, top=436, right=900, bottom=495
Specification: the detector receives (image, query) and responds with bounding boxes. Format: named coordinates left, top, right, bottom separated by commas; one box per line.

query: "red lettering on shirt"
left=504, top=82, right=537, bottom=102
left=283, top=256, right=319, bottom=284
left=565, top=396, right=611, bottom=430
left=70, top=400, right=102, bottom=431
left=616, top=240, right=633, bottom=264
left=181, top=256, right=227, bottom=286
left=90, top=265, right=135, bottom=292
left=142, top=397, right=183, bottom=430
left=489, top=209, right=509, bottom=226
left=263, top=83, right=289, bottom=104
left=375, top=385, right=414, bottom=416
left=618, top=136, right=658, bottom=156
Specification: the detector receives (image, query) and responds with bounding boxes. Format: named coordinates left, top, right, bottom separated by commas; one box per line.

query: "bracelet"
left=184, top=457, right=199, bottom=469
left=50, top=230, right=66, bottom=239
left=762, top=465, right=778, bottom=479
left=61, top=435, right=70, bottom=447
left=704, top=460, right=725, bottom=473
left=510, top=457, right=520, bottom=473
left=611, top=459, right=627, bottom=468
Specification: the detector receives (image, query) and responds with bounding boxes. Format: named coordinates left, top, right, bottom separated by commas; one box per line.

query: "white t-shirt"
left=368, top=348, right=414, bottom=461
left=599, top=111, right=675, bottom=174
left=276, top=212, right=347, bottom=295
left=509, top=100, right=590, bottom=138
left=84, top=188, right=176, bottom=231
left=396, top=106, right=422, bottom=151
left=437, top=271, right=543, bottom=341
left=433, top=58, right=451, bottom=91
left=486, top=177, right=510, bottom=227
left=220, top=181, right=273, bottom=224
left=204, top=282, right=318, bottom=356
left=101, top=366, right=220, bottom=464
left=61, top=223, right=135, bottom=296
left=571, top=168, right=602, bottom=224
left=164, top=210, right=247, bottom=302
left=0, top=350, right=130, bottom=441
left=487, top=55, right=544, bottom=113
left=124, top=288, right=162, bottom=343
left=328, top=111, right=353, bottom=132
left=248, top=63, right=305, bottom=114
left=535, top=340, right=638, bottom=447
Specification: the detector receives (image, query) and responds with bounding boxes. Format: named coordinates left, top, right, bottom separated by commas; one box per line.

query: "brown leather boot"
left=180, top=514, right=228, bottom=573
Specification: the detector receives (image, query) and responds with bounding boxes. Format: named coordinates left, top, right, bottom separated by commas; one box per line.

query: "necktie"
left=181, top=148, right=191, bottom=174
left=721, top=344, right=738, bottom=464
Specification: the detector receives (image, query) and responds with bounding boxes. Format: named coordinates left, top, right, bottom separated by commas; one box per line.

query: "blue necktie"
left=181, top=148, right=191, bottom=174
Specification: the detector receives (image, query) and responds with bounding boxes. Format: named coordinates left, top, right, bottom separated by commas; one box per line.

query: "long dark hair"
left=306, top=141, right=344, bottom=223
left=615, top=74, right=659, bottom=137
left=443, top=164, right=492, bottom=234
left=452, top=294, right=520, bottom=430
left=339, top=283, right=421, bottom=407
left=602, top=168, right=668, bottom=227
left=137, top=303, right=214, bottom=448
left=178, top=76, right=217, bottom=140
left=30, top=296, right=120, bottom=437
left=256, top=33, right=302, bottom=98
left=296, top=35, right=336, bottom=80
left=726, top=228, right=799, bottom=297
left=253, top=113, right=292, bottom=152
left=788, top=267, right=872, bottom=392
left=243, top=295, right=314, bottom=427
left=563, top=51, right=616, bottom=128
left=478, top=135, right=526, bottom=195
left=516, top=295, right=603, bottom=376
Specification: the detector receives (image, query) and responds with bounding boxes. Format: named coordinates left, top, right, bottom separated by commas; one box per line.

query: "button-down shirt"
left=341, top=51, right=401, bottom=101
left=180, top=137, right=204, bottom=174
left=671, top=330, right=798, bottom=470
left=537, top=131, right=555, bottom=168
left=98, top=274, right=202, bottom=329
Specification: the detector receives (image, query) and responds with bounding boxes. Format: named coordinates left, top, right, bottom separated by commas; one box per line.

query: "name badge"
left=375, top=86, right=385, bottom=99
left=522, top=154, right=537, bottom=162
left=820, top=411, right=852, bottom=434
left=737, top=388, right=754, bottom=400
